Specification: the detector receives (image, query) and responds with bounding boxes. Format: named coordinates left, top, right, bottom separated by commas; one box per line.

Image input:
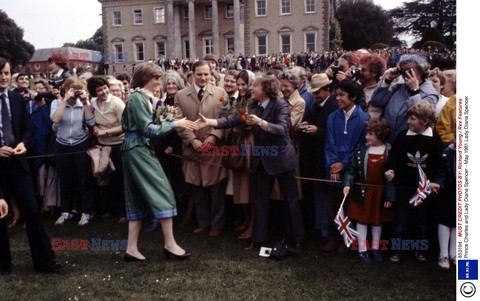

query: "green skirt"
left=122, top=145, right=177, bottom=220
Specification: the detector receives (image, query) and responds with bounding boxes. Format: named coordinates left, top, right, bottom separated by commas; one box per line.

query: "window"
left=305, top=33, right=316, bottom=52
left=112, top=11, right=122, bottom=26
left=256, top=0, right=267, bottom=16
left=226, top=37, right=234, bottom=53
left=280, top=34, right=291, bottom=53
left=204, top=38, right=213, bottom=55
left=155, top=41, right=166, bottom=58
left=154, top=7, right=165, bottom=24
left=305, top=0, right=316, bottom=13
left=134, top=42, right=145, bottom=61
left=113, top=44, right=124, bottom=62
left=133, top=9, right=143, bottom=25
left=257, top=36, right=267, bottom=55
left=204, top=4, right=212, bottom=20
left=225, top=4, right=234, bottom=18
left=184, top=39, right=190, bottom=58
left=183, top=7, right=189, bottom=20
left=280, top=0, right=291, bottom=15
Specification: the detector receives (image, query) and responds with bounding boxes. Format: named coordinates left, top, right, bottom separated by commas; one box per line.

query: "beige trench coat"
left=174, top=84, right=228, bottom=187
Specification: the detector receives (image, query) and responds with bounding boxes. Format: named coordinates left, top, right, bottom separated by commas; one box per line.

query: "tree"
left=63, top=27, right=106, bottom=74
left=329, top=16, right=343, bottom=50
left=336, top=0, right=393, bottom=50
left=63, top=27, right=104, bottom=52
left=390, top=0, right=456, bottom=46
left=0, top=10, right=35, bottom=67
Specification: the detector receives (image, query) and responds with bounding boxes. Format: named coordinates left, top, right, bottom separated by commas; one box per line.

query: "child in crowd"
left=323, top=80, right=370, bottom=252
left=343, top=118, right=395, bottom=264
left=385, top=101, right=443, bottom=263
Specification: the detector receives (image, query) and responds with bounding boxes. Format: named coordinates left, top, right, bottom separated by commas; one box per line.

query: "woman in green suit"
left=121, top=62, right=197, bottom=261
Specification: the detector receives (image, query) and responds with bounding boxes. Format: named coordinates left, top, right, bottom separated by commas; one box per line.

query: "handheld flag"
left=334, top=206, right=359, bottom=247
left=409, top=164, right=432, bottom=206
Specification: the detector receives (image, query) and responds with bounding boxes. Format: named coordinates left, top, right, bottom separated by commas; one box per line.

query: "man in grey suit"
left=197, top=75, right=306, bottom=251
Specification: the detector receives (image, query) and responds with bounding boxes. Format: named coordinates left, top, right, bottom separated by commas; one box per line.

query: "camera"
left=350, top=67, right=361, bottom=81
left=48, top=77, right=66, bottom=89
left=331, top=65, right=341, bottom=75
left=74, top=90, right=82, bottom=99
left=394, top=67, right=409, bottom=77
left=298, top=124, right=309, bottom=133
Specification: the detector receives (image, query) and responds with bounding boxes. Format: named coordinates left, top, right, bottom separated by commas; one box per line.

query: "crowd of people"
left=0, top=46, right=457, bottom=274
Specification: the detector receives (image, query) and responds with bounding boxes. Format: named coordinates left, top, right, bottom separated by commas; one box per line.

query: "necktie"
left=256, top=105, right=264, bottom=117
left=197, top=88, right=204, bottom=101
left=230, top=96, right=236, bottom=103
left=1, top=94, right=15, bottom=147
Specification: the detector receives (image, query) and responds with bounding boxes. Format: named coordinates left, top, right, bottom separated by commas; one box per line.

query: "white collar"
left=194, top=83, right=206, bottom=94
left=134, top=87, right=154, bottom=99
left=93, top=94, right=112, bottom=110
left=260, top=99, right=270, bottom=109
left=318, top=95, right=330, bottom=107
left=55, top=68, right=64, bottom=78
left=406, top=127, right=433, bottom=137
left=343, top=105, right=356, bottom=118
left=229, top=90, right=239, bottom=100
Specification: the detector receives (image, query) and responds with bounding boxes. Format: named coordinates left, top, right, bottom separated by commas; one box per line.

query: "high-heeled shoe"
left=8, top=219, right=18, bottom=228
left=124, top=253, right=149, bottom=262
left=163, top=248, right=192, bottom=260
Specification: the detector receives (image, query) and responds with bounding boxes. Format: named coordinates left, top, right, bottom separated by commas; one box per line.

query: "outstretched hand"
left=195, top=113, right=217, bottom=128
left=0, top=199, right=8, bottom=219
left=173, top=117, right=199, bottom=131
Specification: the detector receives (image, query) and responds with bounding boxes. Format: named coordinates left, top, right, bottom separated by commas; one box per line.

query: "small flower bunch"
left=217, top=97, right=249, bottom=122
left=154, top=104, right=182, bottom=124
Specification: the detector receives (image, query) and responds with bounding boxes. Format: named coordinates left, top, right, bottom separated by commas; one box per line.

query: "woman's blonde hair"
left=131, top=62, right=163, bottom=89
left=443, top=69, right=456, bottom=93
left=61, top=77, right=84, bottom=97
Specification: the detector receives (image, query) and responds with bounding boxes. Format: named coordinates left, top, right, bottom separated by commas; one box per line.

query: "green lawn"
left=0, top=215, right=455, bottom=300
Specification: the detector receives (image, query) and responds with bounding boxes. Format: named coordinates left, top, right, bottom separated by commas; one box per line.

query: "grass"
left=0, top=214, right=455, bottom=301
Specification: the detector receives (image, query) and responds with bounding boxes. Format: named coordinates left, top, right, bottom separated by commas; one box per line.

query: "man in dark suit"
left=300, top=74, right=338, bottom=244
left=0, top=57, right=63, bottom=274
left=197, top=75, right=306, bottom=250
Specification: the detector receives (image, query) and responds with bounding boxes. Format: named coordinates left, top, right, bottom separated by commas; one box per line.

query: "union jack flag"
left=334, top=207, right=359, bottom=247
left=409, top=164, right=432, bottom=206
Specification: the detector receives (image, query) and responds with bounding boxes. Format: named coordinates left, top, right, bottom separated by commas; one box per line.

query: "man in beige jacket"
left=175, top=60, right=229, bottom=237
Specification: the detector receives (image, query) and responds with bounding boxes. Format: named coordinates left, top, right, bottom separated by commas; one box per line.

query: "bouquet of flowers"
left=154, top=104, right=182, bottom=124
left=217, top=96, right=249, bottom=122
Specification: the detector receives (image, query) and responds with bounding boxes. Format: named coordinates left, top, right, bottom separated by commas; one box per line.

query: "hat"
left=307, top=74, right=332, bottom=93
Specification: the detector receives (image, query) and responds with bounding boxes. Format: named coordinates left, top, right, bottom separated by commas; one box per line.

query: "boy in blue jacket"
left=322, top=80, right=370, bottom=252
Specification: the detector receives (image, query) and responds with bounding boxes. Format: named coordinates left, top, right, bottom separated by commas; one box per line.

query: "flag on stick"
left=409, top=164, right=432, bottom=206
left=334, top=195, right=359, bottom=247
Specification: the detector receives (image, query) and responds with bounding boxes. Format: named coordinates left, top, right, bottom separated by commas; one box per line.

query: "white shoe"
left=438, top=256, right=450, bottom=269
left=78, top=213, right=92, bottom=226
left=450, top=256, right=456, bottom=266
left=55, top=212, right=72, bottom=225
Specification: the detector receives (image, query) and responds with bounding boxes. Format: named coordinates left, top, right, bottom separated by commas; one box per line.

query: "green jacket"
left=343, top=143, right=396, bottom=203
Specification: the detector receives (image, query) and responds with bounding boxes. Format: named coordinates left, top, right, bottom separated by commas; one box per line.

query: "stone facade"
left=98, top=0, right=331, bottom=72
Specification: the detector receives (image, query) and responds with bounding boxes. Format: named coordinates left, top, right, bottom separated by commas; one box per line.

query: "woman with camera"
left=50, top=77, right=96, bottom=226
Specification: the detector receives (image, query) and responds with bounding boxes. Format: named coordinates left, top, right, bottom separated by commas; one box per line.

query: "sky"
left=1, top=0, right=408, bottom=50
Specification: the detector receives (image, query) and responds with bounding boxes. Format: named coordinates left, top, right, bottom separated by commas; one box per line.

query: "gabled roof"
left=30, top=47, right=102, bottom=63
